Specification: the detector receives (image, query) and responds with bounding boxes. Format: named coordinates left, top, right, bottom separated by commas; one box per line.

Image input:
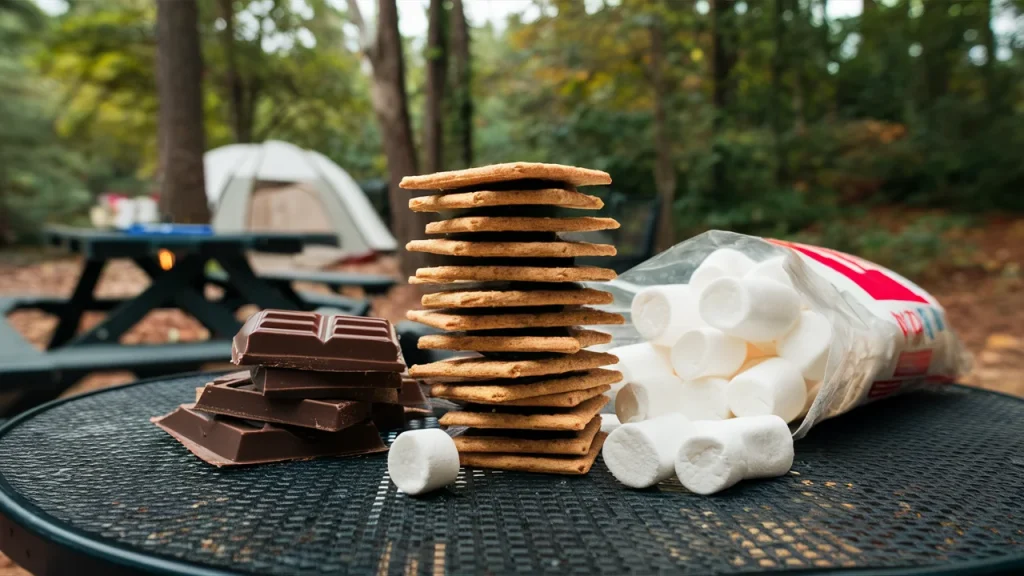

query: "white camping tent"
left=205, top=140, right=396, bottom=262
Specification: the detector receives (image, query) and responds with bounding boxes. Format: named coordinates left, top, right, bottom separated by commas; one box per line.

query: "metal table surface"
left=0, top=374, right=1021, bottom=576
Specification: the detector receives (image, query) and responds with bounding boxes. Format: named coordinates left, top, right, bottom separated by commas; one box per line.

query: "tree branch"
left=345, top=0, right=376, bottom=59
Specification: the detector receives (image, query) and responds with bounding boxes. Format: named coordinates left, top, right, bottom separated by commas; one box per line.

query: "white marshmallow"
left=674, top=425, right=749, bottom=495
left=727, top=357, right=807, bottom=423
left=745, top=257, right=794, bottom=289
left=603, top=413, right=693, bottom=488
left=777, top=310, right=833, bottom=381
left=630, top=285, right=703, bottom=346
left=670, top=328, right=748, bottom=380
left=608, top=342, right=674, bottom=388
left=388, top=429, right=460, bottom=496
left=675, top=416, right=794, bottom=494
left=689, top=248, right=757, bottom=293
left=600, top=413, right=621, bottom=434
left=698, top=277, right=801, bottom=342
left=676, top=377, right=731, bottom=421
left=725, top=415, right=794, bottom=478
left=615, top=374, right=685, bottom=423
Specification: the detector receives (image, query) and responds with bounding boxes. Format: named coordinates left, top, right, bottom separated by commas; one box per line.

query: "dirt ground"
left=0, top=217, right=1020, bottom=574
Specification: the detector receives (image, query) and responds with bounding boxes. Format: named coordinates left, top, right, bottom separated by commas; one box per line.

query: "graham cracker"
left=421, top=288, right=613, bottom=309
left=438, top=394, right=609, bottom=431
left=499, top=384, right=610, bottom=407
left=426, top=216, right=620, bottom=234
left=399, top=162, right=611, bottom=190
left=453, top=415, right=602, bottom=455
left=409, top=350, right=618, bottom=380
left=406, top=239, right=616, bottom=258
left=417, top=328, right=611, bottom=354
left=407, top=307, right=624, bottom=332
left=410, top=266, right=617, bottom=284
left=459, top=432, right=608, bottom=475
left=430, top=369, right=622, bottom=403
left=409, top=190, right=603, bottom=212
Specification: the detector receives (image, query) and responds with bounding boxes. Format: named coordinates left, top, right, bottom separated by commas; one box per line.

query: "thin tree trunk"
left=650, top=22, right=676, bottom=252
left=349, top=0, right=434, bottom=276
left=423, top=0, right=447, bottom=173
left=771, top=0, right=786, bottom=184
left=981, top=0, right=996, bottom=110
left=710, top=0, right=734, bottom=195
left=449, top=0, right=472, bottom=168
left=155, top=0, right=210, bottom=223
left=218, top=0, right=248, bottom=143
left=921, top=0, right=952, bottom=107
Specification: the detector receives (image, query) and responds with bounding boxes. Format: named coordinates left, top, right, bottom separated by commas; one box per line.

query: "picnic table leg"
left=214, top=253, right=302, bottom=310
left=67, top=254, right=207, bottom=346
left=133, top=257, right=241, bottom=339
left=47, top=258, right=105, bottom=350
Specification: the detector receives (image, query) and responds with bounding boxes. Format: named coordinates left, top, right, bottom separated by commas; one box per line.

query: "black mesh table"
left=0, top=374, right=1021, bottom=576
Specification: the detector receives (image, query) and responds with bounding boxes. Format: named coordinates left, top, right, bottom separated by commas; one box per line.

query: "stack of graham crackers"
left=401, top=163, right=625, bottom=475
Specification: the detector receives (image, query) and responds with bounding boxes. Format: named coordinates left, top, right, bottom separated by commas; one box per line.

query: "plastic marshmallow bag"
left=590, top=230, right=972, bottom=439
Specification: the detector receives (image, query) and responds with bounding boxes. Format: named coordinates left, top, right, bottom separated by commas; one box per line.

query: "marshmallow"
left=727, top=357, right=807, bottom=423
left=615, top=374, right=684, bottom=423
left=631, top=285, right=703, bottom=346
left=600, top=413, right=621, bottom=434
left=670, top=328, right=748, bottom=380
left=698, top=277, right=801, bottom=342
left=748, top=340, right=777, bottom=357
left=675, top=415, right=793, bottom=494
left=725, top=415, right=794, bottom=478
left=777, top=310, right=833, bottom=381
left=603, top=413, right=693, bottom=488
left=676, top=377, right=731, bottom=421
left=609, top=342, right=674, bottom=388
left=746, top=257, right=794, bottom=289
left=388, top=429, right=460, bottom=496
left=674, top=425, right=749, bottom=495
left=689, top=248, right=757, bottom=293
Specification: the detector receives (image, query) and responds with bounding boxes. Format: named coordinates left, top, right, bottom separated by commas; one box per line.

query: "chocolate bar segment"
left=151, top=404, right=387, bottom=467
left=232, top=310, right=406, bottom=372
left=252, top=367, right=401, bottom=401
left=194, top=372, right=372, bottom=432
left=399, top=376, right=432, bottom=415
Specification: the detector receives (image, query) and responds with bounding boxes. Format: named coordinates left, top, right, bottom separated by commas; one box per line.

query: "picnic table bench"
left=0, top=227, right=395, bottom=414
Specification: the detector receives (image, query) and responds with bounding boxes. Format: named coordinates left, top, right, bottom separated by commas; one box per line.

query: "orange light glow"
left=158, top=249, right=175, bottom=271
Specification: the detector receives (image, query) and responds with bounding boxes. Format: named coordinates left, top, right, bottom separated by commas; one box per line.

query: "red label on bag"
left=894, top=349, right=933, bottom=377
left=767, top=239, right=929, bottom=304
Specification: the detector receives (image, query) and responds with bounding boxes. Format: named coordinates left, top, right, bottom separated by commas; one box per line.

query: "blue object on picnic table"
left=123, top=223, right=214, bottom=236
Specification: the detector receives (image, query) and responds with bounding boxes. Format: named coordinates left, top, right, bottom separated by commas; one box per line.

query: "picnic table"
left=0, top=227, right=396, bottom=412
left=0, top=375, right=1020, bottom=575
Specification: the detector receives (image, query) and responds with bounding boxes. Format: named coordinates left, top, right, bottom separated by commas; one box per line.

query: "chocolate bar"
left=399, top=376, right=432, bottom=415
left=194, top=372, right=372, bottom=432
left=371, top=403, right=407, bottom=431
left=151, top=404, right=387, bottom=467
left=232, top=310, right=406, bottom=372
left=252, top=367, right=401, bottom=401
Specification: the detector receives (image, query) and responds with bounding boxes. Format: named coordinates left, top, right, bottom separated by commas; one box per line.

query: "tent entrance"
left=247, top=180, right=346, bottom=270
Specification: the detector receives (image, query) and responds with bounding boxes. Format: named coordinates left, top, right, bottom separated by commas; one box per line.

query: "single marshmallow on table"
left=727, top=357, right=807, bottom=423
left=689, top=248, right=757, bottom=293
left=698, top=276, right=801, bottom=342
left=609, top=342, right=675, bottom=391
left=615, top=374, right=685, bottom=424
left=777, top=310, right=833, bottom=381
left=388, top=429, right=460, bottom=496
left=631, top=285, right=704, bottom=346
left=675, top=377, right=731, bottom=421
left=603, top=413, right=693, bottom=488
left=675, top=415, right=793, bottom=494
left=670, top=327, right=747, bottom=380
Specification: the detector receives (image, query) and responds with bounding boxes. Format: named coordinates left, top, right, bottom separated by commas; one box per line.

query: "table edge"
left=0, top=376, right=1022, bottom=576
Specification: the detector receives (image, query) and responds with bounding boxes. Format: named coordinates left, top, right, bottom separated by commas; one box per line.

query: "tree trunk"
left=218, top=0, right=249, bottom=143
left=423, top=0, right=447, bottom=173
left=921, top=0, right=952, bottom=107
left=650, top=22, right=676, bottom=252
left=770, top=0, right=786, bottom=184
left=363, top=0, right=434, bottom=276
left=710, top=0, right=735, bottom=195
left=981, top=0, right=996, bottom=110
left=155, top=0, right=210, bottom=223
left=449, top=0, right=473, bottom=168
